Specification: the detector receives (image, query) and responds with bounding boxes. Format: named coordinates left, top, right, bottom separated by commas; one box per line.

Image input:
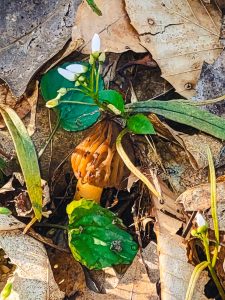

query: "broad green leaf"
left=0, top=207, right=11, bottom=215
left=127, top=113, right=155, bottom=134
left=67, top=199, right=138, bottom=269
left=0, top=105, right=42, bottom=220
left=126, top=100, right=225, bottom=140
left=99, top=90, right=125, bottom=113
left=40, top=62, right=104, bottom=132
left=86, top=0, right=102, bottom=16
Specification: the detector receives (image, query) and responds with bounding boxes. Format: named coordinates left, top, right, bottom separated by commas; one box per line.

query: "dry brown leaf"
left=48, top=249, right=86, bottom=297
left=142, top=169, right=209, bottom=299
left=0, top=215, right=64, bottom=300
left=149, top=114, right=223, bottom=170
left=72, top=0, right=145, bottom=53
left=0, top=84, right=31, bottom=128
left=177, top=182, right=225, bottom=230
left=80, top=243, right=159, bottom=300
left=157, top=232, right=209, bottom=300
left=125, top=0, right=222, bottom=98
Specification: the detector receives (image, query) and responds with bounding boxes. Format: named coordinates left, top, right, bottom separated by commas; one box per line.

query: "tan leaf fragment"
left=149, top=114, right=223, bottom=170
left=147, top=174, right=209, bottom=299
left=80, top=243, right=159, bottom=300
left=157, top=232, right=209, bottom=300
left=177, top=182, right=225, bottom=230
left=125, top=0, right=222, bottom=98
left=0, top=84, right=30, bottom=128
left=0, top=215, right=64, bottom=300
left=72, top=0, right=145, bottom=53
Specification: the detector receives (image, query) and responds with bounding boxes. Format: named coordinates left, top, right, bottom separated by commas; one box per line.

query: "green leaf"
left=0, top=106, right=42, bottom=221
left=99, top=90, right=125, bottom=113
left=126, top=100, right=225, bottom=140
left=40, top=62, right=104, bottom=132
left=67, top=199, right=138, bottom=270
left=0, top=207, right=11, bottom=215
left=1, top=282, right=13, bottom=300
left=86, top=0, right=102, bottom=16
left=127, top=113, right=155, bottom=134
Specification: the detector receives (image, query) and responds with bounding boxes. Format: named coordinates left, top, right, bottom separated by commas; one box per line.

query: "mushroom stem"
left=75, top=178, right=103, bottom=203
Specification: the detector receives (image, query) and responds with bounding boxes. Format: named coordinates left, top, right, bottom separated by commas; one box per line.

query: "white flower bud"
left=196, top=212, right=207, bottom=227
left=92, top=33, right=100, bottom=53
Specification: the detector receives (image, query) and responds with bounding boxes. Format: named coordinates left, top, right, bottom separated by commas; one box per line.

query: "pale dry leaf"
left=125, top=0, right=222, bottom=98
left=27, top=81, right=39, bottom=136
left=0, top=0, right=82, bottom=97
left=80, top=244, right=159, bottom=300
left=194, top=50, right=225, bottom=115
left=0, top=84, right=30, bottom=128
left=149, top=114, right=223, bottom=170
left=127, top=172, right=139, bottom=192
left=0, top=215, right=64, bottom=300
left=72, top=0, right=145, bottom=53
left=177, top=182, right=225, bottom=230
left=157, top=232, right=209, bottom=300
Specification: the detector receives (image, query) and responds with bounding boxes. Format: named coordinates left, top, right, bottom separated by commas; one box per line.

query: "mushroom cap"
left=71, top=120, right=132, bottom=188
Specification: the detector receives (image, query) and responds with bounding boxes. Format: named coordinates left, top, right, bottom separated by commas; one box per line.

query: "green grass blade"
left=126, top=100, right=225, bottom=140
left=86, top=0, right=102, bottom=16
left=0, top=105, right=42, bottom=221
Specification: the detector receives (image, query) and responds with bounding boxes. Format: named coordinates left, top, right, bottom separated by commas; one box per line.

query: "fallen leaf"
left=194, top=50, right=225, bottom=115
left=80, top=242, right=159, bottom=300
left=0, top=0, right=82, bottom=97
left=0, top=85, right=30, bottom=128
left=72, top=0, right=145, bottom=53
left=149, top=114, right=223, bottom=170
left=48, top=248, right=86, bottom=297
left=0, top=214, right=64, bottom=300
left=125, top=0, right=222, bottom=98
left=177, top=182, right=225, bottom=231
left=157, top=232, right=209, bottom=300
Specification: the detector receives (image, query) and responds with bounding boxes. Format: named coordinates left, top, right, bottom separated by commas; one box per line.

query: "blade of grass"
left=0, top=105, right=42, bottom=221
left=207, top=147, right=219, bottom=267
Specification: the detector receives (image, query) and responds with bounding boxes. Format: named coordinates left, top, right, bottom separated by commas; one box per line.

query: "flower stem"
left=60, top=101, right=97, bottom=106
left=208, top=264, right=225, bottom=299
left=38, top=118, right=60, bottom=158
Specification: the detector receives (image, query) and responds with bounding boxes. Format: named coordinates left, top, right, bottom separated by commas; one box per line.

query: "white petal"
left=196, top=212, right=206, bottom=227
left=58, top=68, right=75, bottom=81
left=91, top=33, right=100, bottom=53
left=66, top=64, right=87, bottom=74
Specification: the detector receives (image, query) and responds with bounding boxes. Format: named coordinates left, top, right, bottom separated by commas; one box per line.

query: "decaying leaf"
left=149, top=114, right=223, bottom=170
left=157, top=232, right=209, bottom=300
left=72, top=0, right=145, bottom=53
left=0, top=0, right=82, bottom=97
left=194, top=50, right=225, bottom=115
left=80, top=242, right=159, bottom=300
left=0, top=214, right=64, bottom=300
left=0, top=85, right=30, bottom=128
left=125, top=0, right=222, bottom=98
left=177, top=182, right=225, bottom=231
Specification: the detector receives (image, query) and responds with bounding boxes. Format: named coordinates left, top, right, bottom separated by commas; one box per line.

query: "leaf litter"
left=1, top=1, right=225, bottom=299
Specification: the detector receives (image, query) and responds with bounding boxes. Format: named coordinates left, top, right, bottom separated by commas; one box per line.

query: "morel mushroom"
left=71, top=120, right=131, bottom=202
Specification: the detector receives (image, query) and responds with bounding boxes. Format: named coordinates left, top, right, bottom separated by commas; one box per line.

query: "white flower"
left=66, top=64, right=88, bottom=74
left=92, top=33, right=100, bottom=53
left=58, top=68, right=76, bottom=81
left=58, top=64, right=88, bottom=81
left=196, top=212, right=207, bottom=227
